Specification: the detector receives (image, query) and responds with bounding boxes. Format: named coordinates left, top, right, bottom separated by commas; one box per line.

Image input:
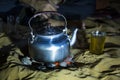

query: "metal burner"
left=21, top=55, right=74, bottom=70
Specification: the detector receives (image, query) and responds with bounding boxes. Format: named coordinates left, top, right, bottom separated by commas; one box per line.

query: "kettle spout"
left=70, top=28, right=78, bottom=46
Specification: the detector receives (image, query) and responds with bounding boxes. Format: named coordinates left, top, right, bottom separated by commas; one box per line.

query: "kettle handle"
left=28, top=11, right=68, bottom=38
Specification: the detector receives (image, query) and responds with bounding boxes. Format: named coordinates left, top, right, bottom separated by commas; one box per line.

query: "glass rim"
left=91, top=30, right=106, bottom=36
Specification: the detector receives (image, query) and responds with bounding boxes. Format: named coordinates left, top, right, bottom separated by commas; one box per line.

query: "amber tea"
left=90, top=31, right=106, bottom=54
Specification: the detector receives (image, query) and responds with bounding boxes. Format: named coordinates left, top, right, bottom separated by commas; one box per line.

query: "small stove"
left=21, top=55, right=74, bottom=70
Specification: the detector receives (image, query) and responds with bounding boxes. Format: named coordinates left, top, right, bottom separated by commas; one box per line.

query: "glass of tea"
left=89, top=30, right=106, bottom=54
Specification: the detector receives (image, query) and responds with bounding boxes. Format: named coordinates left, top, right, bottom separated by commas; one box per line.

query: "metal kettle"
left=28, top=12, right=78, bottom=63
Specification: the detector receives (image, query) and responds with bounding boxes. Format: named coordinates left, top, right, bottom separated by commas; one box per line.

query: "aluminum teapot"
left=28, top=12, right=78, bottom=63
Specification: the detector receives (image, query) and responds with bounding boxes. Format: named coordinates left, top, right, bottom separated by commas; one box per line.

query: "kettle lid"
left=37, top=25, right=64, bottom=35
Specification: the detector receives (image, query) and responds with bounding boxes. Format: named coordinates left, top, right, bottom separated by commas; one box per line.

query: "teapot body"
left=29, top=33, right=70, bottom=63
left=28, top=12, right=78, bottom=63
